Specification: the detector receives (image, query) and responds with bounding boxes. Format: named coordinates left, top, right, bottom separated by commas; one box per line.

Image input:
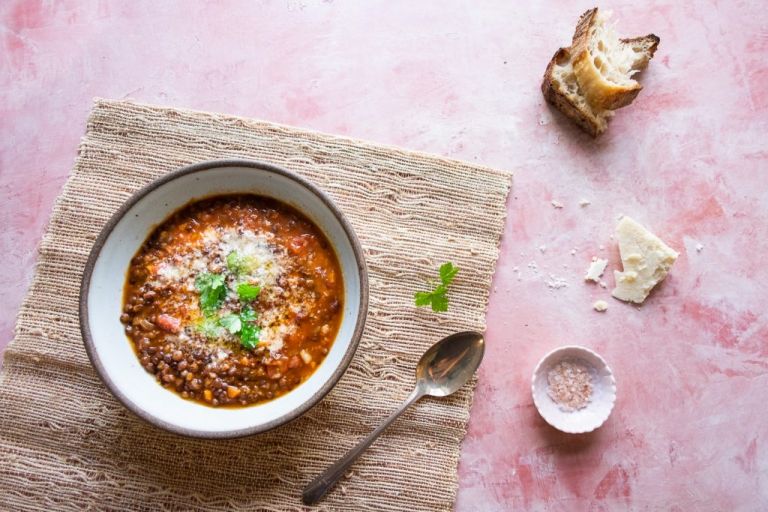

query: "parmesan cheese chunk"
left=612, top=217, right=678, bottom=303
left=584, top=258, right=608, bottom=282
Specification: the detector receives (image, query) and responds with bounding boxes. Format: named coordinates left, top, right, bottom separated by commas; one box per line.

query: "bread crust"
left=571, top=8, right=641, bottom=110
left=541, top=47, right=605, bottom=137
left=570, top=8, right=599, bottom=47
left=621, top=34, right=661, bottom=70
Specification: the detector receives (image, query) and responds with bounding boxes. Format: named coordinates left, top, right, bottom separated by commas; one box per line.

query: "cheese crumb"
left=579, top=199, right=591, bottom=207
left=593, top=300, right=609, bottom=312
left=551, top=200, right=564, bottom=209
left=612, top=217, right=679, bottom=304
left=584, top=258, right=608, bottom=282
left=546, top=274, right=568, bottom=290
left=539, top=245, right=547, bottom=253
left=696, top=243, right=704, bottom=252
left=570, top=248, right=577, bottom=256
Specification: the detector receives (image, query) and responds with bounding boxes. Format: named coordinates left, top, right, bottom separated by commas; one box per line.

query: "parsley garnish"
left=226, top=251, right=258, bottom=275
left=239, top=322, right=261, bottom=350
left=218, top=314, right=242, bottom=334
left=215, top=306, right=261, bottom=349
left=226, top=251, right=246, bottom=274
left=239, top=305, right=257, bottom=322
left=195, top=272, right=227, bottom=315
left=237, top=283, right=261, bottom=301
left=196, top=316, right=224, bottom=338
left=237, top=306, right=261, bottom=349
left=414, top=262, right=459, bottom=312
left=194, top=254, right=263, bottom=349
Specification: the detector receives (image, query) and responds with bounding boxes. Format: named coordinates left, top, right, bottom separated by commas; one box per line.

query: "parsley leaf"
left=239, top=305, right=257, bottom=322
left=414, top=263, right=459, bottom=312
left=218, top=314, right=242, bottom=334
left=227, top=251, right=259, bottom=275
left=226, top=251, right=246, bottom=274
left=237, top=283, right=261, bottom=301
left=239, top=323, right=261, bottom=350
left=200, top=307, right=260, bottom=349
left=430, top=293, right=449, bottom=312
left=195, top=272, right=227, bottom=315
left=235, top=306, right=260, bottom=349
left=439, top=262, right=459, bottom=286
left=196, top=316, right=224, bottom=338
left=414, top=291, right=433, bottom=307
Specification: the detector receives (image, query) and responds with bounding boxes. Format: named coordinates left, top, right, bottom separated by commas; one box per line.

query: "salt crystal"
left=547, top=360, right=593, bottom=412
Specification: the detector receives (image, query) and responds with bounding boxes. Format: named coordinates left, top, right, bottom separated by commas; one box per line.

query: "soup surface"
left=120, top=194, right=343, bottom=407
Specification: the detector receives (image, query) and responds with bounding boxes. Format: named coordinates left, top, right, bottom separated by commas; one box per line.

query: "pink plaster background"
left=1, top=1, right=766, bottom=510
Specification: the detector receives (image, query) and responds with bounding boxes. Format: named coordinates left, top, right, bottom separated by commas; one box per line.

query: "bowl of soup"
left=80, top=160, right=368, bottom=438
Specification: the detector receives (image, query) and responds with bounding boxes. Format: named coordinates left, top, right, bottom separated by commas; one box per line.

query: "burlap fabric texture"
left=0, top=99, right=511, bottom=511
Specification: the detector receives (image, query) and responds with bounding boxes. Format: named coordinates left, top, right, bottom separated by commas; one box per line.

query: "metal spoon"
left=302, top=330, right=485, bottom=504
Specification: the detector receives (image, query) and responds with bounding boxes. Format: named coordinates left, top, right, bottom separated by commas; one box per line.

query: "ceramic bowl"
left=80, top=160, right=368, bottom=438
left=531, top=345, right=616, bottom=434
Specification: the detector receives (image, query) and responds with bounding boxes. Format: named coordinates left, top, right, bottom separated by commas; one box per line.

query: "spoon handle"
left=302, top=386, right=424, bottom=504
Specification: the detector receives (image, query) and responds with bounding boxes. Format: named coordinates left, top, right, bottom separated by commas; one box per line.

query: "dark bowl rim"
left=79, top=159, right=369, bottom=439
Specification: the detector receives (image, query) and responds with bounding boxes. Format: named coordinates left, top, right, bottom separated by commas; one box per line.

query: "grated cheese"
left=148, top=226, right=298, bottom=356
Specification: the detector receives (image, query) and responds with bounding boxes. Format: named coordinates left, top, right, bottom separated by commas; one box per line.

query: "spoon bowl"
left=417, top=331, right=485, bottom=397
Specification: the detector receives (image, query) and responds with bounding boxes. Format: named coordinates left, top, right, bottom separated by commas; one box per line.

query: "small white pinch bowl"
left=531, top=345, right=616, bottom=434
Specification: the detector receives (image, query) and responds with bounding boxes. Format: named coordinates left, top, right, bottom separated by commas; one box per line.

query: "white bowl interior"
left=86, top=165, right=362, bottom=435
left=531, top=345, right=616, bottom=434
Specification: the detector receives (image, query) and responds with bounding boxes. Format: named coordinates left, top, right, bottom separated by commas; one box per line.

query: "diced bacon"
left=155, top=314, right=181, bottom=333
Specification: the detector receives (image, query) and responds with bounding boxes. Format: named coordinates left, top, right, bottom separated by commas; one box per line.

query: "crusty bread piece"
left=620, top=35, right=661, bottom=71
left=541, top=7, right=659, bottom=136
left=572, top=9, right=659, bottom=109
left=541, top=47, right=612, bottom=137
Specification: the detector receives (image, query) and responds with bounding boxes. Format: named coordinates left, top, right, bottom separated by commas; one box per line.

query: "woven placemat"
left=0, top=99, right=511, bottom=511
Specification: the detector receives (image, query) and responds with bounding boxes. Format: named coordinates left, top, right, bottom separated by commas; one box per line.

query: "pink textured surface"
left=1, top=1, right=766, bottom=510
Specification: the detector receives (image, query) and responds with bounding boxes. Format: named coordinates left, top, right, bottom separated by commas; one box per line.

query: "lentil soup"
left=120, top=194, right=344, bottom=407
